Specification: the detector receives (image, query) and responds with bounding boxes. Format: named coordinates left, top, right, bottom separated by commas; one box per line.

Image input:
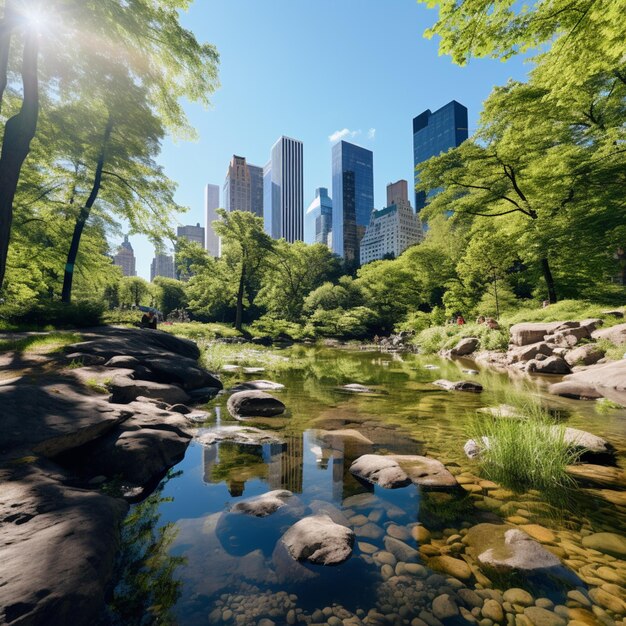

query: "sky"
left=124, top=0, right=532, bottom=279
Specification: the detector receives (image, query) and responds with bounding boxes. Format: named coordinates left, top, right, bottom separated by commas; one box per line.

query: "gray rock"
left=230, top=490, right=293, bottom=517
left=280, top=514, right=355, bottom=565
left=465, top=523, right=561, bottom=574
left=564, top=344, right=605, bottom=367
left=509, top=322, right=564, bottom=346
left=65, top=352, right=106, bottom=366
left=547, top=380, right=602, bottom=400
left=196, top=426, right=284, bottom=446
left=508, top=341, right=553, bottom=363
left=450, top=337, right=479, bottom=357
left=560, top=427, right=614, bottom=458
left=592, top=322, right=626, bottom=345
left=526, top=356, right=571, bottom=375
left=550, top=326, right=590, bottom=348
left=349, top=454, right=411, bottom=489
left=434, top=379, right=483, bottom=392
left=391, top=455, right=458, bottom=489
left=104, top=355, right=141, bottom=369
left=384, top=536, right=420, bottom=562
left=169, top=403, right=192, bottom=414
left=226, top=390, right=286, bottom=417
left=339, top=383, right=376, bottom=393
left=230, top=379, right=285, bottom=392
left=109, top=375, right=191, bottom=405
left=142, top=356, right=222, bottom=391
left=549, top=359, right=626, bottom=405
left=432, top=594, right=459, bottom=620
left=523, top=607, right=566, bottom=626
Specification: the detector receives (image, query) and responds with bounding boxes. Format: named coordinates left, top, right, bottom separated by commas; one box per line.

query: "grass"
left=197, top=341, right=289, bottom=373
left=85, top=377, right=112, bottom=394
left=466, top=389, right=581, bottom=492
left=415, top=322, right=509, bottom=354
left=162, top=321, right=242, bottom=342
left=501, top=299, right=624, bottom=326
left=0, top=332, right=82, bottom=354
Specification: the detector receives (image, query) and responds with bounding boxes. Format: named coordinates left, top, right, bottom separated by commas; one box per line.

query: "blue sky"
left=125, top=0, right=532, bottom=279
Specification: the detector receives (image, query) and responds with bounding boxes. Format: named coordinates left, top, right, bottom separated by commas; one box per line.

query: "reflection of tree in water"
left=209, top=443, right=267, bottom=496
left=106, top=471, right=185, bottom=626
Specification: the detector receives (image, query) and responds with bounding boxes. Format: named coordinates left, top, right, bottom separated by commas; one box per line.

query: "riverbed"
left=110, top=345, right=626, bottom=626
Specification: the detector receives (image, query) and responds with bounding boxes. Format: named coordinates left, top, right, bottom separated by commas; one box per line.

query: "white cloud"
left=328, top=128, right=361, bottom=143
left=367, top=128, right=376, bottom=140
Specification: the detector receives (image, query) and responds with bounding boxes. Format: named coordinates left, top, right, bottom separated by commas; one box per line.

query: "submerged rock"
left=226, top=390, right=285, bottom=417
left=391, top=455, right=458, bottom=489
left=349, top=454, right=411, bottom=489
left=560, top=427, right=615, bottom=461
left=196, top=426, right=284, bottom=446
left=339, top=383, right=376, bottom=393
left=230, top=490, right=293, bottom=517
left=581, top=532, right=626, bottom=558
left=280, top=514, right=355, bottom=565
left=434, top=379, right=483, bottom=392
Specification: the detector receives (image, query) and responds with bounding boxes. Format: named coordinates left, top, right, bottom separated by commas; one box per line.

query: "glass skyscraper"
left=204, top=183, right=220, bottom=257
left=331, top=140, right=374, bottom=262
left=305, top=187, right=332, bottom=246
left=413, top=100, right=468, bottom=211
left=263, top=136, right=304, bottom=242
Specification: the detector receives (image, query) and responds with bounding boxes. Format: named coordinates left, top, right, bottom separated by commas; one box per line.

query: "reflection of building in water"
left=202, top=443, right=268, bottom=497
left=268, top=435, right=304, bottom=493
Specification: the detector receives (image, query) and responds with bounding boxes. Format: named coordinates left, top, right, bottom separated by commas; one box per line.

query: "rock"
left=593, top=322, right=626, bottom=345
left=230, top=490, right=293, bottom=517
left=509, top=323, right=564, bottom=347
left=588, top=588, right=626, bottom=613
left=559, top=427, right=615, bottom=461
left=581, top=532, right=626, bottom=558
left=482, top=599, right=503, bottom=623
left=465, top=523, right=562, bottom=574
left=450, top=337, right=480, bottom=357
left=411, top=525, right=431, bottom=543
left=280, top=514, right=354, bottom=565
left=142, top=356, right=222, bottom=391
left=550, top=326, right=590, bottom=348
left=339, top=383, right=376, bottom=393
left=196, top=426, right=284, bottom=446
left=349, top=454, right=411, bottom=489
left=547, top=381, right=602, bottom=400
left=579, top=318, right=603, bottom=332
left=65, top=352, right=106, bottom=366
left=316, top=429, right=374, bottom=447
left=478, top=404, right=523, bottom=419
left=601, top=309, right=624, bottom=318
left=104, top=355, right=141, bottom=369
left=522, top=607, right=566, bottom=626
left=549, top=359, right=626, bottom=405
left=230, top=380, right=285, bottom=392
left=391, top=455, right=458, bottom=489
left=565, top=464, right=626, bottom=488
left=434, top=379, right=483, bottom=392
left=169, top=403, right=192, bottom=414
left=432, top=594, right=459, bottom=620
left=108, top=375, right=191, bottom=405
left=503, top=589, right=533, bottom=607
left=187, top=386, right=221, bottom=403
left=518, top=524, right=555, bottom=544
left=226, top=390, right=285, bottom=417
left=464, top=437, right=490, bottom=459
left=526, top=356, right=571, bottom=375
left=428, top=555, right=473, bottom=581
left=564, top=344, right=605, bottom=367
left=384, top=536, right=419, bottom=562
left=0, top=464, right=129, bottom=626
left=508, top=342, right=554, bottom=363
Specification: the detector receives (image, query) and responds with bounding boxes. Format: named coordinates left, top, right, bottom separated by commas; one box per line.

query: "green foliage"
left=152, top=277, right=187, bottom=316
left=415, top=322, right=509, bottom=354
left=119, top=277, right=153, bottom=308
left=160, top=322, right=242, bottom=342
left=501, top=300, right=621, bottom=325
left=0, top=301, right=103, bottom=330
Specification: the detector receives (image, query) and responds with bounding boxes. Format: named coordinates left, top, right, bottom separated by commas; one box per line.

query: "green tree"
left=119, top=276, right=152, bottom=308
left=153, top=277, right=187, bottom=317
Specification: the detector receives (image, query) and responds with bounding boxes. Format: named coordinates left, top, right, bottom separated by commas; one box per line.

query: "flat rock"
left=560, top=427, right=615, bottom=459
left=196, top=426, right=284, bottom=446
left=527, top=355, right=571, bottom=375
left=523, top=606, right=566, bottom=626
left=280, top=514, right=355, bottom=565
left=592, top=322, right=626, bottom=345
left=226, top=390, right=285, bottom=417
left=564, top=344, right=605, bottom=367
left=383, top=536, right=419, bottom=562
left=390, top=455, right=458, bottom=489
left=465, top=523, right=562, bottom=574
left=565, top=464, right=626, bottom=488
left=142, top=356, right=222, bottom=391
left=230, top=379, right=285, bottom=392
left=230, top=490, right=293, bottom=517
left=508, top=341, right=553, bottom=363
left=339, top=383, right=376, bottom=393
left=581, top=532, right=626, bottom=558
left=509, top=322, right=564, bottom=346
left=349, top=454, right=411, bottom=488
left=0, top=464, right=128, bottom=626
left=548, top=381, right=602, bottom=400
left=549, top=359, right=626, bottom=405
left=108, top=375, right=190, bottom=405
left=434, top=379, right=483, bottom=392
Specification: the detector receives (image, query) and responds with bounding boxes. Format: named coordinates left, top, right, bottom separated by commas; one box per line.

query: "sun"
left=20, top=3, right=50, bottom=34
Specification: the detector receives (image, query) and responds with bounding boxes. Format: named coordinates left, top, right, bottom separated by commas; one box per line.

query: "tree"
left=213, top=210, right=274, bottom=331
left=153, top=277, right=187, bottom=317
left=119, top=276, right=152, bottom=308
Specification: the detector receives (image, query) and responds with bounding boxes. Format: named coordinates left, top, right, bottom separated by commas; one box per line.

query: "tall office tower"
left=304, top=187, right=332, bottom=246
left=204, top=183, right=220, bottom=257
left=112, top=235, right=136, bottom=277
left=263, top=136, right=304, bottom=242
left=150, top=252, right=175, bottom=281
left=360, top=180, right=424, bottom=265
left=177, top=223, right=205, bottom=246
left=331, top=140, right=374, bottom=263
left=223, top=155, right=264, bottom=218
left=413, top=100, right=468, bottom=211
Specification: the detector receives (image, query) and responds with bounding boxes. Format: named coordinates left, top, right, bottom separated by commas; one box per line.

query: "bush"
left=415, top=322, right=508, bottom=354
left=501, top=299, right=620, bottom=326
left=0, top=301, right=104, bottom=330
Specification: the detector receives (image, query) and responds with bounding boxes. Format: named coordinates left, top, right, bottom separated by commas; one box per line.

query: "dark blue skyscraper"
left=413, top=100, right=468, bottom=211
left=331, top=141, right=374, bottom=262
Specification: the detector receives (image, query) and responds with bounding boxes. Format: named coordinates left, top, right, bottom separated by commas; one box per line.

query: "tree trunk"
left=61, top=115, right=113, bottom=303
left=0, top=31, right=39, bottom=293
left=0, top=0, right=16, bottom=111
left=235, top=265, right=245, bottom=331
left=540, top=257, right=557, bottom=304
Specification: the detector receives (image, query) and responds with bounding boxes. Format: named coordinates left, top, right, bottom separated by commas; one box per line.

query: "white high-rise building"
left=263, top=136, right=304, bottom=242
left=204, top=184, right=220, bottom=257
left=360, top=180, right=424, bottom=265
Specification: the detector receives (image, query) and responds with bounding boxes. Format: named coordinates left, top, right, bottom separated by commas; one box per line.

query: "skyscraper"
left=360, top=180, right=423, bottom=265
left=223, top=155, right=264, bottom=218
left=263, top=136, right=304, bottom=242
left=113, top=235, right=136, bottom=277
left=413, top=100, right=468, bottom=211
left=305, top=187, right=332, bottom=246
left=150, top=252, right=175, bottom=281
left=331, top=140, right=374, bottom=262
left=204, top=184, right=220, bottom=257
left=177, top=223, right=205, bottom=246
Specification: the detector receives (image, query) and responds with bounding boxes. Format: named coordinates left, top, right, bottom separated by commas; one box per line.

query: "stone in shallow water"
left=340, top=383, right=376, bottom=393
left=519, top=524, right=555, bottom=544
left=503, top=588, right=534, bottom=607
left=391, top=455, right=458, bottom=489
left=581, top=532, right=626, bottom=558
left=280, top=514, right=355, bottom=565
left=523, top=606, right=566, bottom=626
left=349, top=454, right=411, bottom=489
left=230, top=490, right=293, bottom=517
left=428, top=555, right=472, bottom=581
left=434, top=379, right=483, bottom=392
left=565, top=464, right=625, bottom=488
left=432, top=594, right=459, bottom=620
left=384, top=536, right=419, bottom=563
left=230, top=379, right=284, bottom=392
left=196, top=425, right=284, bottom=446
left=226, top=390, right=285, bottom=417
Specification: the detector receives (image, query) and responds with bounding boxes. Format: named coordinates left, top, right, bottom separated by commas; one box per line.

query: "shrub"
left=0, top=301, right=104, bottom=330
left=415, top=322, right=508, bottom=354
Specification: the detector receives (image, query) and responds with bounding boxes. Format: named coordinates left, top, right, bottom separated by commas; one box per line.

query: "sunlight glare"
left=21, top=4, right=49, bottom=34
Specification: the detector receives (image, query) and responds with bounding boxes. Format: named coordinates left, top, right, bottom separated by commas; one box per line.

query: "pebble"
left=380, top=564, right=394, bottom=580
left=432, top=594, right=459, bottom=620
left=358, top=542, right=378, bottom=554
left=458, top=588, right=483, bottom=609
left=411, top=525, right=431, bottom=543
left=428, top=555, right=473, bottom=581
left=523, top=606, right=566, bottom=626
left=503, top=589, right=534, bottom=607
left=373, top=551, right=396, bottom=567
left=482, top=599, right=504, bottom=623
left=566, top=590, right=591, bottom=607
left=596, top=565, right=622, bottom=583
left=589, top=587, right=626, bottom=613
left=386, top=524, right=412, bottom=541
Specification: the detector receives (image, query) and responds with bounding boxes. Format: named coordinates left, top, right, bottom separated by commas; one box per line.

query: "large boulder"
left=549, top=359, right=626, bottom=405
left=391, top=455, right=458, bottom=489
left=230, top=490, right=293, bottom=517
left=280, top=514, right=355, bottom=565
left=349, top=454, right=411, bottom=488
left=547, top=380, right=602, bottom=400
left=526, top=356, right=571, bottom=375
left=142, top=356, right=222, bottom=391
left=508, top=341, right=553, bottom=363
left=464, top=523, right=562, bottom=574
left=509, top=322, right=564, bottom=346
left=592, top=322, right=626, bottom=345
left=434, top=379, right=483, bottom=392
left=450, top=337, right=479, bottom=357
left=108, top=375, right=190, bottom=405
left=0, top=464, right=128, bottom=626
left=550, top=326, right=590, bottom=348
left=564, top=343, right=605, bottom=367
left=226, top=390, right=285, bottom=417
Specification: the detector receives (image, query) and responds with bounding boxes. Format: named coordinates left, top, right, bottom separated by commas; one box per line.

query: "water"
left=112, top=346, right=626, bottom=626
